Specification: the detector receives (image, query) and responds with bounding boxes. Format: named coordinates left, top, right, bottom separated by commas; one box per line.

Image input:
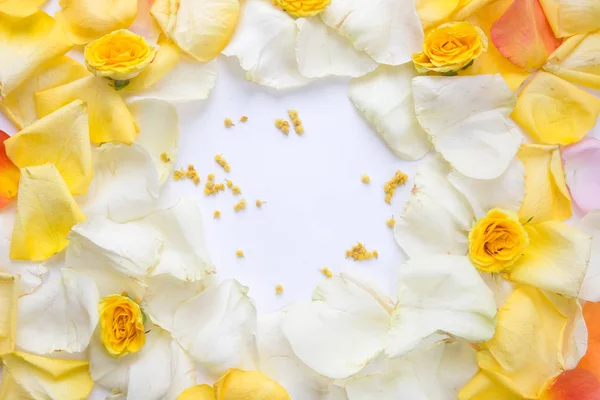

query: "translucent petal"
left=575, top=211, right=600, bottom=302
left=543, top=32, right=600, bottom=90
left=561, top=138, right=600, bottom=213
left=539, top=0, right=600, bottom=37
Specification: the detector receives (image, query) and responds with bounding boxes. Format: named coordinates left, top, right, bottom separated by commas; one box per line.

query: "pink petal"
left=562, top=137, right=600, bottom=213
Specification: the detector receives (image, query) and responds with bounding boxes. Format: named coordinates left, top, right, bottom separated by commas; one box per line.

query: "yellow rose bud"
left=412, top=21, right=488, bottom=74
left=272, top=0, right=331, bottom=17
left=84, top=29, right=156, bottom=81
left=214, top=369, right=291, bottom=400
left=98, top=295, right=145, bottom=358
left=468, top=208, right=529, bottom=273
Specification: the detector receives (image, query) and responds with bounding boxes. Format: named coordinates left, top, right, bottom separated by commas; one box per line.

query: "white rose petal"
left=575, top=211, right=600, bottom=302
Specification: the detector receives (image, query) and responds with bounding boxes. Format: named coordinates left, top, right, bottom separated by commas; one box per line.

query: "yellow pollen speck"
left=240, top=116, right=248, bottom=123
left=236, top=249, right=244, bottom=258
left=160, top=153, right=171, bottom=163
left=226, top=179, right=233, bottom=188
left=173, top=169, right=185, bottom=181
left=275, top=284, right=284, bottom=295
left=321, top=267, right=333, bottom=278
left=386, top=217, right=396, bottom=228
left=288, top=110, right=304, bottom=135
left=224, top=118, right=234, bottom=128
left=208, top=173, right=216, bottom=180
left=204, top=174, right=225, bottom=195
left=384, top=170, right=408, bottom=204
left=256, top=200, right=264, bottom=208
left=214, top=210, right=221, bottom=219
left=231, top=186, right=242, bottom=195
left=234, top=199, right=247, bottom=212
left=215, top=154, right=231, bottom=172
left=346, top=242, right=379, bottom=261
left=275, top=119, right=290, bottom=135
left=361, top=175, right=371, bottom=184
left=192, top=176, right=200, bottom=185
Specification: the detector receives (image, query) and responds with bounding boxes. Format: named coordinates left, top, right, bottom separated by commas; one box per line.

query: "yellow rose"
left=84, top=29, right=156, bottom=81
left=412, top=21, right=488, bottom=74
left=98, top=295, right=145, bottom=358
left=272, top=0, right=331, bottom=17
left=468, top=208, right=529, bottom=273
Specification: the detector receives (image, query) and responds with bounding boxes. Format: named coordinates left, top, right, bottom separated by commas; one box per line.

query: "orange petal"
left=0, top=130, right=19, bottom=209
left=491, top=0, right=562, bottom=70
left=543, top=369, right=600, bottom=400
left=578, top=302, right=600, bottom=381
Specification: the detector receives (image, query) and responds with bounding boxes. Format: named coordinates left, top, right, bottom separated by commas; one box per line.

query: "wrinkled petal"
left=1, top=352, right=93, bottom=400
left=0, top=130, right=19, bottom=208
left=127, top=99, right=178, bottom=184
left=512, top=71, right=600, bottom=145
left=562, top=138, right=600, bottom=213
left=517, top=144, right=572, bottom=222
left=56, top=0, right=138, bottom=45
left=551, top=293, right=587, bottom=369
left=413, top=75, right=522, bottom=179
left=282, top=273, right=394, bottom=379
left=173, top=280, right=257, bottom=373
left=151, top=0, right=239, bottom=62
left=543, top=32, right=600, bottom=90
left=387, top=255, right=497, bottom=358
left=0, top=272, right=17, bottom=356
left=415, top=0, right=461, bottom=30
left=321, top=0, right=424, bottom=66
left=17, top=268, right=99, bottom=355
left=11, top=164, right=86, bottom=262
left=295, top=17, right=377, bottom=79
left=348, top=64, right=431, bottom=160
left=5, top=100, right=92, bottom=195
left=491, top=0, right=561, bottom=70
left=575, top=212, right=600, bottom=302
left=0, top=56, right=89, bottom=129
left=0, top=11, right=72, bottom=97
left=0, top=0, right=46, bottom=18
left=35, top=76, right=138, bottom=145
left=539, top=0, right=600, bottom=37
left=222, top=0, right=309, bottom=89
left=395, top=155, right=473, bottom=258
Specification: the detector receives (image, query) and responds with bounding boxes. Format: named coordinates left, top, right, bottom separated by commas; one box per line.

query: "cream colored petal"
left=127, top=99, right=178, bottom=185
left=394, top=155, right=473, bottom=258
left=282, top=273, right=393, bottom=379
left=0, top=0, right=46, bottom=18
left=295, top=17, right=377, bottom=79
left=321, top=0, right=424, bottom=66
left=539, top=0, right=600, bottom=37
left=128, top=0, right=162, bottom=45
left=0, top=11, right=72, bottom=98
left=517, top=144, right=572, bottom=223
left=511, top=71, right=600, bottom=145
left=575, top=211, right=600, bottom=302
left=0, top=56, right=89, bottom=129
left=416, top=0, right=460, bottom=30
left=173, top=280, right=258, bottom=373
left=223, top=0, right=309, bottom=89
left=508, top=221, right=591, bottom=297
left=413, top=74, right=522, bottom=179
left=35, top=76, right=138, bottom=145
left=543, top=32, right=600, bottom=90
left=5, top=100, right=93, bottom=196
left=480, top=272, right=515, bottom=309
left=164, top=340, right=197, bottom=400
left=17, top=268, right=99, bottom=355
left=2, top=352, right=93, bottom=400
left=151, top=0, right=239, bottom=62
left=11, top=164, right=86, bottom=262
left=0, top=272, right=17, bottom=356
left=448, top=158, right=525, bottom=219
left=387, top=255, right=497, bottom=358
left=56, top=0, right=138, bottom=45
left=348, top=64, right=431, bottom=160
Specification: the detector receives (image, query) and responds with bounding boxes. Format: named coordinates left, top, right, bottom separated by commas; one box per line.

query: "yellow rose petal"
left=512, top=71, right=600, bottom=145
left=35, top=76, right=138, bottom=144
left=0, top=272, right=18, bottom=356
left=214, top=369, right=290, bottom=400
left=1, top=352, right=93, bottom=400
left=5, top=100, right=93, bottom=196
left=177, top=384, right=216, bottom=400
left=543, top=32, right=600, bottom=90
left=475, top=287, right=570, bottom=398
left=539, top=0, right=600, bottom=37
left=0, top=56, right=89, bottom=129
left=459, top=371, right=523, bottom=400
left=151, top=0, right=240, bottom=62
left=56, top=0, right=138, bottom=45
left=0, top=0, right=46, bottom=18
left=0, top=11, right=72, bottom=98
left=125, top=35, right=180, bottom=92
left=10, top=164, right=86, bottom=261
left=517, top=144, right=571, bottom=223
left=416, top=0, right=461, bottom=30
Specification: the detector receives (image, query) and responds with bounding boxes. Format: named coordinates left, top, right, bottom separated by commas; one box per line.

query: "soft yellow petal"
left=459, top=371, right=523, bottom=400
left=0, top=272, right=18, bottom=356
left=35, top=76, right=138, bottom=144
left=416, top=0, right=461, bottom=30
left=476, top=287, right=571, bottom=398
left=214, top=369, right=290, bottom=400
left=177, top=384, right=215, bottom=400
left=56, top=0, right=138, bottom=45
left=453, top=0, right=497, bottom=20
left=543, top=32, right=600, bottom=90
left=0, top=370, right=30, bottom=400
left=517, top=144, right=571, bottom=223
left=0, top=0, right=46, bottom=18
left=10, top=164, right=86, bottom=261
left=151, top=0, right=240, bottom=62
left=126, top=36, right=180, bottom=93
left=0, top=11, right=72, bottom=98
left=512, top=71, right=600, bottom=145
left=1, top=352, right=93, bottom=400
left=5, top=100, right=93, bottom=195
left=539, top=0, right=600, bottom=37
left=0, top=56, right=89, bottom=129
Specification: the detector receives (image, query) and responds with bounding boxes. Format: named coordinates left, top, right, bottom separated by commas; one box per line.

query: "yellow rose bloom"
left=412, top=21, right=488, bottom=74
left=98, top=295, right=145, bottom=358
left=468, top=208, right=529, bottom=273
left=272, top=0, right=331, bottom=17
left=84, top=29, right=156, bottom=81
